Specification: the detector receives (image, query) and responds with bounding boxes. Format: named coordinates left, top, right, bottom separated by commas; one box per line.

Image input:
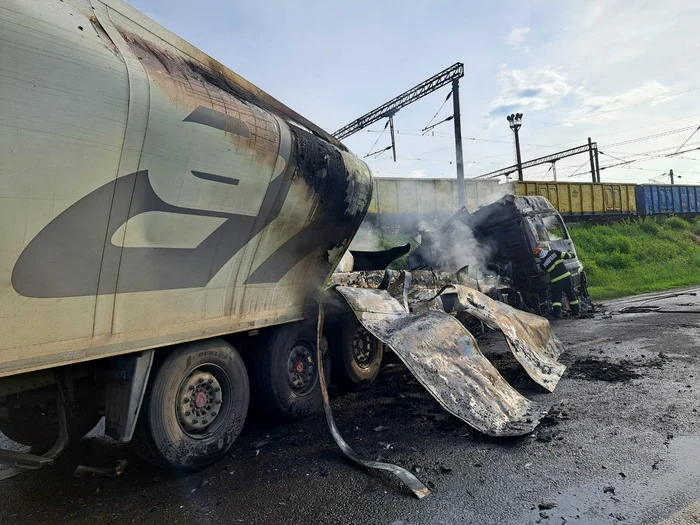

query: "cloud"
left=486, top=64, right=573, bottom=120
left=518, top=88, right=542, bottom=98
left=506, top=26, right=531, bottom=50
left=563, top=81, right=675, bottom=126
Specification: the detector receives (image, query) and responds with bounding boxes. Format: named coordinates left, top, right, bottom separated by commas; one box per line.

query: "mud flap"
left=440, top=285, right=566, bottom=392
left=334, top=286, right=543, bottom=436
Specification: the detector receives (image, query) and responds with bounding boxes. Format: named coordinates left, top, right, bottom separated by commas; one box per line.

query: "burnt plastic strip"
left=315, top=294, right=430, bottom=499
left=191, top=170, right=239, bottom=186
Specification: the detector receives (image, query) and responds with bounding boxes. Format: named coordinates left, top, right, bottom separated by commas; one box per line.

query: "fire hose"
left=618, top=291, right=700, bottom=314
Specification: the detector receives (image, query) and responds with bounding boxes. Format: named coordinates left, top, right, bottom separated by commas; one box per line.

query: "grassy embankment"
left=569, top=216, right=700, bottom=299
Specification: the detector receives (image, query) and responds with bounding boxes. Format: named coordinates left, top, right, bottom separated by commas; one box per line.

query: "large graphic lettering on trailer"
left=11, top=106, right=335, bottom=298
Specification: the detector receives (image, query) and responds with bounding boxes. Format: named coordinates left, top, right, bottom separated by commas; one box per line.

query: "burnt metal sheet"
left=442, top=285, right=565, bottom=392
left=335, top=286, right=542, bottom=437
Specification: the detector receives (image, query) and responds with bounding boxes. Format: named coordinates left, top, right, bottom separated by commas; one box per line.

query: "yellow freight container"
left=369, top=177, right=503, bottom=215
left=515, top=181, right=637, bottom=217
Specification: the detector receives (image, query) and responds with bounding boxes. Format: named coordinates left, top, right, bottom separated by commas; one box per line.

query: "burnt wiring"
left=618, top=291, right=700, bottom=314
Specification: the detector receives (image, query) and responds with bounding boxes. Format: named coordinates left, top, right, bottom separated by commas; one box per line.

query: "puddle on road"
left=513, top=436, right=700, bottom=525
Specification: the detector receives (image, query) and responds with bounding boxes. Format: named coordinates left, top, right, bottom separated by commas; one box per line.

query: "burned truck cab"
left=513, top=196, right=589, bottom=313
left=407, top=194, right=590, bottom=316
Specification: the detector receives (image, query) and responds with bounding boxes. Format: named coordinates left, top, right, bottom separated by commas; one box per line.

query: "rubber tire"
left=327, top=315, right=383, bottom=391
left=0, top=396, right=102, bottom=450
left=250, top=322, right=329, bottom=421
left=132, top=339, right=249, bottom=470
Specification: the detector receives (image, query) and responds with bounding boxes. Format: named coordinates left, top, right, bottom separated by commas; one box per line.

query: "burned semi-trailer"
left=1, top=1, right=572, bottom=491
left=0, top=0, right=372, bottom=475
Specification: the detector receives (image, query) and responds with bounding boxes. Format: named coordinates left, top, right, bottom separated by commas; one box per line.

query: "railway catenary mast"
left=333, top=64, right=468, bottom=207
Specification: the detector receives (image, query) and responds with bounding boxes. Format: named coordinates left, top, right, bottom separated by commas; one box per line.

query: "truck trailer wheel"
left=250, top=322, right=329, bottom=421
left=0, top=397, right=101, bottom=451
left=132, top=339, right=249, bottom=470
left=327, top=316, right=383, bottom=391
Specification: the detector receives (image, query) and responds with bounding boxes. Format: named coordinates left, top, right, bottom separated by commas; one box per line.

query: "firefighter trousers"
left=551, top=275, right=579, bottom=318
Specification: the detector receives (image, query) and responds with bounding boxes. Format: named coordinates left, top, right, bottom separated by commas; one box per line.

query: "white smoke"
left=348, top=181, right=517, bottom=276
left=470, top=181, right=514, bottom=210
left=419, top=217, right=496, bottom=277
left=349, top=223, right=386, bottom=251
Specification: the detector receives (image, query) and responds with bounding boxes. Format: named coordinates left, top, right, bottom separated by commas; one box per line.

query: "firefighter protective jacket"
left=538, top=250, right=574, bottom=283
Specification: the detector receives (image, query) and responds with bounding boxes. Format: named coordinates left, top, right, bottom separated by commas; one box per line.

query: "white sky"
left=130, top=0, right=700, bottom=185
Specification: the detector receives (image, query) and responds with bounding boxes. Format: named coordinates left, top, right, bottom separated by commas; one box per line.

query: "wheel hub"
left=177, top=370, right=223, bottom=433
left=194, top=391, right=207, bottom=409
left=352, top=327, right=374, bottom=369
left=287, top=342, right=316, bottom=395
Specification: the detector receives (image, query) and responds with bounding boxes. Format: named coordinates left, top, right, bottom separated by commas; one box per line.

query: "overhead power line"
left=606, top=141, right=700, bottom=158
left=674, top=126, right=700, bottom=154
left=598, top=145, right=700, bottom=171
left=598, top=151, right=630, bottom=164
left=364, top=145, right=393, bottom=159
left=605, top=125, right=699, bottom=148
left=566, top=159, right=591, bottom=178
left=365, top=119, right=390, bottom=157
left=547, top=113, right=700, bottom=149
left=423, top=90, right=453, bottom=131
left=361, top=128, right=552, bottom=148
left=422, top=115, right=454, bottom=134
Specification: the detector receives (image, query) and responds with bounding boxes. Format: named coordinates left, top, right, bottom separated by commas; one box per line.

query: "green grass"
left=568, top=216, right=700, bottom=300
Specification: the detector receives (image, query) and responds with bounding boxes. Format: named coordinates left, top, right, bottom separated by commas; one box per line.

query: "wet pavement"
left=3, top=290, right=700, bottom=525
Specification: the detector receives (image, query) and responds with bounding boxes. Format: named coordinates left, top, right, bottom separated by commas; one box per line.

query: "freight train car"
left=635, top=185, right=700, bottom=217
left=365, top=177, right=501, bottom=230
left=365, top=177, right=700, bottom=231
left=514, top=181, right=637, bottom=221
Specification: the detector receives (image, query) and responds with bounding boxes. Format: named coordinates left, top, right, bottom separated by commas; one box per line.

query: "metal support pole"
left=588, top=137, right=596, bottom=183
left=594, top=146, right=601, bottom=183
left=552, top=161, right=557, bottom=181
left=452, top=79, right=466, bottom=208
left=670, top=169, right=675, bottom=185
left=389, top=116, right=397, bottom=162
left=514, top=128, right=524, bottom=181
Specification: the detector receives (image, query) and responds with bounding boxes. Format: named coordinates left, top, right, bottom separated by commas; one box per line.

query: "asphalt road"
left=3, top=290, right=700, bottom=525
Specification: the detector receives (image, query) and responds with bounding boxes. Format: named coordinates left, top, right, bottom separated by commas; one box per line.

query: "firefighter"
left=532, top=247, right=580, bottom=318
